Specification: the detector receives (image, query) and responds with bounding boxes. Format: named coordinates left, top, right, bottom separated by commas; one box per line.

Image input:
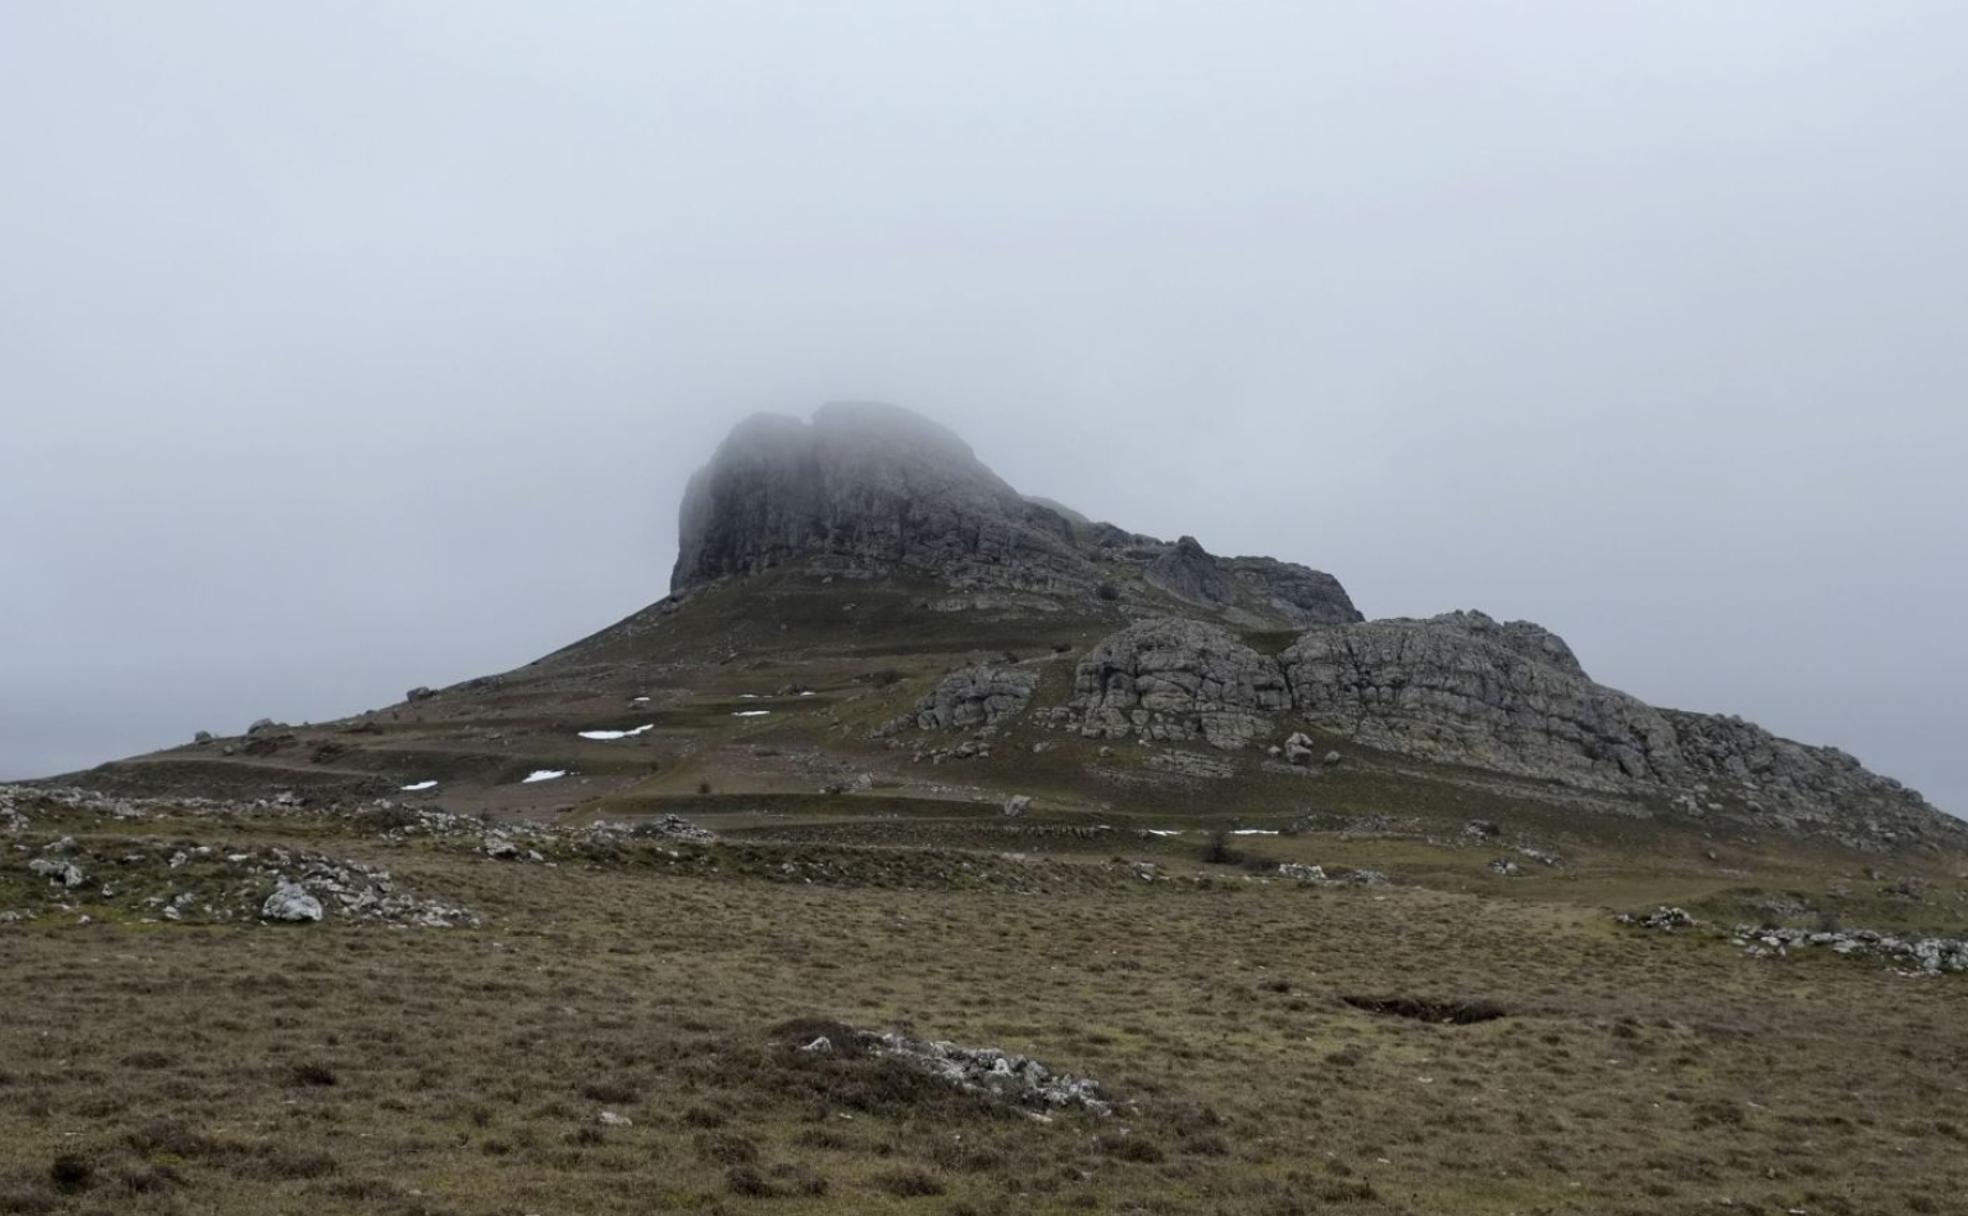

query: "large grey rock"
left=27, top=857, right=84, bottom=888
left=1073, top=618, right=1287, bottom=750
left=1280, top=611, right=1952, bottom=844
left=1144, top=536, right=1232, bottom=606
left=903, top=664, right=1039, bottom=732
left=261, top=882, right=324, bottom=923
left=1144, top=536, right=1362, bottom=626
left=1282, top=611, right=1680, bottom=783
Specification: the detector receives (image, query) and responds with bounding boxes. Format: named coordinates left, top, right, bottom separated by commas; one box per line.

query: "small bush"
left=49, top=1155, right=93, bottom=1194
left=1201, top=827, right=1241, bottom=866
left=696, top=781, right=713, bottom=795
left=1096, top=582, right=1121, bottom=602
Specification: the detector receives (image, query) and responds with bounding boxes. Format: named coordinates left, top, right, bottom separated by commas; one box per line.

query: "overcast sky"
left=3, top=3, right=1963, bottom=814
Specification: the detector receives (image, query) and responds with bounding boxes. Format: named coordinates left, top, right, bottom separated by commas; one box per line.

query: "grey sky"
left=3, top=3, right=1963, bottom=814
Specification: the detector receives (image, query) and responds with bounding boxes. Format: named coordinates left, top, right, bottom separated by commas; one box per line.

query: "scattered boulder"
left=261, top=882, right=325, bottom=924
left=27, top=857, right=85, bottom=888
left=192, top=730, right=213, bottom=745
left=1283, top=732, right=1315, bottom=766
left=406, top=686, right=436, bottom=703
left=1623, top=906, right=1697, bottom=931
left=1003, top=795, right=1033, bottom=817
left=867, top=1029, right=1116, bottom=1117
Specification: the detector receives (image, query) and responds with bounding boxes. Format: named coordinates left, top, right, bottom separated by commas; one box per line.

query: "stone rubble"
left=1622, top=905, right=1968, bottom=976
left=798, top=1026, right=1117, bottom=1118
left=1732, top=925, right=1968, bottom=975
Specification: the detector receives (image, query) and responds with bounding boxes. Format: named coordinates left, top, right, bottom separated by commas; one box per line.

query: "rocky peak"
left=1144, top=536, right=1230, bottom=606
left=670, top=404, right=1361, bottom=630
left=670, top=402, right=1079, bottom=592
left=1428, top=610, right=1587, bottom=678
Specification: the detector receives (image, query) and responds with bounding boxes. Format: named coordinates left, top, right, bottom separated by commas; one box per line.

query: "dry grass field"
left=4, top=789, right=1966, bottom=1216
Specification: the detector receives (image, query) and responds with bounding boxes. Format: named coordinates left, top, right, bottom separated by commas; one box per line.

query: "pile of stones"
left=1732, top=924, right=1968, bottom=975
left=7, top=835, right=478, bottom=928
left=1276, top=862, right=1391, bottom=887
left=800, top=1027, right=1116, bottom=1118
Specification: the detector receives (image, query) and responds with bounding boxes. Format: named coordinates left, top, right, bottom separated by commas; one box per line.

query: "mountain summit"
left=672, top=401, right=1363, bottom=628
left=61, top=403, right=1960, bottom=857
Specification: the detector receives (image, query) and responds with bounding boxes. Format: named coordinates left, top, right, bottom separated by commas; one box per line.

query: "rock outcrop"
left=1073, top=618, right=1289, bottom=749
left=1281, top=611, right=1676, bottom=782
left=903, top=664, right=1039, bottom=732
left=1052, top=609, right=1954, bottom=846
left=1143, top=536, right=1362, bottom=627
left=671, top=402, right=1086, bottom=594
left=670, top=403, right=1359, bottom=630
left=1276, top=612, right=1951, bottom=842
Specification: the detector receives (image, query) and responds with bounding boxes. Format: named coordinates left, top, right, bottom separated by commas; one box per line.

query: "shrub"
left=49, top=1155, right=93, bottom=1194
left=1096, top=582, right=1121, bottom=602
left=1201, top=827, right=1240, bottom=866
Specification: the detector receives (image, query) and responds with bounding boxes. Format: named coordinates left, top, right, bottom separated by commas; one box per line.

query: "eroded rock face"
left=1279, top=612, right=1952, bottom=844
left=1073, top=618, right=1288, bottom=750
left=1143, top=536, right=1362, bottom=627
left=1221, top=556, right=1364, bottom=627
left=670, top=404, right=1360, bottom=629
left=1281, top=611, right=1678, bottom=783
left=1052, top=609, right=1955, bottom=846
left=905, top=664, right=1039, bottom=732
left=671, top=402, right=1084, bottom=593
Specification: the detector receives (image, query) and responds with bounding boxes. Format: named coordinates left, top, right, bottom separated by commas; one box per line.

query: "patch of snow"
left=578, top=724, right=653, bottom=741
left=400, top=780, right=439, bottom=792
left=732, top=710, right=771, bottom=718
left=739, top=693, right=761, bottom=699
left=521, top=769, right=567, bottom=784
left=799, top=690, right=816, bottom=697
left=631, top=696, right=650, bottom=704
left=1145, top=828, right=1182, bottom=837
left=1231, top=829, right=1279, bottom=836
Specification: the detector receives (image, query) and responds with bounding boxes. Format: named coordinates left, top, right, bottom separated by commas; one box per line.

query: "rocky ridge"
left=1019, top=610, right=1949, bottom=848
